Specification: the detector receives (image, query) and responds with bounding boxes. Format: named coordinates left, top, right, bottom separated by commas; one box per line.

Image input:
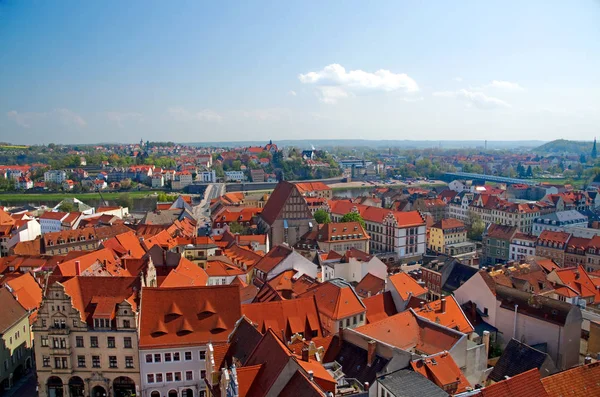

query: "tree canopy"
left=340, top=212, right=365, bottom=228
left=314, top=209, right=331, bottom=224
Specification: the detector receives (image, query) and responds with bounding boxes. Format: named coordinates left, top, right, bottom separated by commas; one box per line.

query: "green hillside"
left=534, top=139, right=593, bottom=154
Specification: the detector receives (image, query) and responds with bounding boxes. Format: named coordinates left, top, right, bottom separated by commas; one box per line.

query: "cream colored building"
left=428, top=218, right=467, bottom=254
left=33, top=277, right=141, bottom=397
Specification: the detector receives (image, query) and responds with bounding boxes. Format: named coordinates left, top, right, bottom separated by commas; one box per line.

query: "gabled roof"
left=388, top=272, right=428, bottom=301
left=431, top=218, right=465, bottom=230
left=488, top=339, right=556, bottom=382
left=55, top=247, right=119, bottom=276
left=486, top=223, right=518, bottom=241
left=279, top=370, right=326, bottom=397
left=102, top=231, right=147, bottom=258
left=241, top=296, right=323, bottom=339
left=479, top=368, right=549, bottom=397
left=61, top=276, right=139, bottom=325
left=410, top=352, right=471, bottom=394
left=411, top=296, right=474, bottom=334
left=363, top=291, right=398, bottom=324
left=537, top=230, right=571, bottom=245
left=355, top=272, right=385, bottom=298
left=160, top=257, right=209, bottom=287
left=541, top=362, right=600, bottom=397
left=328, top=200, right=426, bottom=228
left=353, top=310, right=463, bottom=355
left=299, top=279, right=365, bottom=320
left=139, top=285, right=242, bottom=349
left=3, top=272, right=43, bottom=313
left=260, top=181, right=303, bottom=225
left=204, top=260, right=246, bottom=278
left=316, top=222, right=369, bottom=243
left=0, top=288, right=28, bottom=333
left=245, top=329, right=294, bottom=396
left=254, top=244, right=293, bottom=273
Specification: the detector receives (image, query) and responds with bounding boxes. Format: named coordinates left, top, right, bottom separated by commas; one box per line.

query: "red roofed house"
left=139, top=285, right=241, bottom=397
left=299, top=279, right=367, bottom=334
left=536, top=230, right=572, bottom=267
left=257, top=181, right=315, bottom=247
left=328, top=200, right=426, bottom=261
left=541, top=361, right=600, bottom=397
left=294, top=182, right=333, bottom=199
left=242, top=296, right=324, bottom=342
left=39, top=211, right=69, bottom=234
left=410, top=351, right=472, bottom=394
left=386, top=272, right=428, bottom=312
left=33, top=277, right=140, bottom=397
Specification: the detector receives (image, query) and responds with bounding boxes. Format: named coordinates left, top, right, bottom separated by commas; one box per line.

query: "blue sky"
left=1, top=0, right=599, bottom=144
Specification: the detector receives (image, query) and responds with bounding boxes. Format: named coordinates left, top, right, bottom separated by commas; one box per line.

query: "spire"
left=592, top=137, right=597, bottom=159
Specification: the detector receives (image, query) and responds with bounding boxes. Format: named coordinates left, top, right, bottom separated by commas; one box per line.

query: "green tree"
left=467, top=213, right=486, bottom=241
left=314, top=209, right=331, bottom=224
left=228, top=221, right=244, bottom=234
left=58, top=202, right=75, bottom=212
left=526, top=165, right=533, bottom=178
left=340, top=212, right=365, bottom=228
left=116, top=193, right=133, bottom=209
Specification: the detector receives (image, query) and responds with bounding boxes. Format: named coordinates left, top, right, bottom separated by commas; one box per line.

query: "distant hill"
left=185, top=139, right=546, bottom=150
left=534, top=139, right=593, bottom=155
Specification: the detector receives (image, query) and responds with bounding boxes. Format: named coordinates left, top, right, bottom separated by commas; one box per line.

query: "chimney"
left=584, top=356, right=592, bottom=365
left=364, top=382, right=370, bottom=391
left=420, top=301, right=425, bottom=309
left=307, top=370, right=314, bottom=380
left=367, top=340, right=377, bottom=367
left=302, top=348, right=309, bottom=362
left=483, top=331, right=490, bottom=358
left=75, top=261, right=81, bottom=276
left=440, top=298, right=447, bottom=314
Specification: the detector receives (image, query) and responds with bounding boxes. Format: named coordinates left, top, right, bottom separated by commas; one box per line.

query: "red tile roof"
left=61, top=276, right=139, bottom=325
left=237, top=364, right=264, bottom=397
left=388, top=272, right=428, bottom=301
left=3, top=272, right=43, bottom=314
left=160, top=257, right=209, bottom=288
left=538, top=230, right=571, bottom=245
left=294, top=182, right=331, bottom=194
left=479, top=368, right=548, bottom=397
left=354, top=310, right=463, bottom=354
left=204, top=260, right=246, bottom=277
left=412, top=296, right=474, bottom=334
left=299, top=280, right=365, bottom=321
left=39, top=211, right=68, bottom=221
left=410, top=352, right=471, bottom=394
left=316, top=222, right=369, bottom=243
left=260, top=181, right=299, bottom=225
left=355, top=273, right=385, bottom=298
left=431, top=218, right=465, bottom=230
left=541, top=362, right=600, bottom=397
left=329, top=199, right=425, bottom=228
left=242, top=297, right=323, bottom=340
left=254, top=244, right=293, bottom=274
left=279, top=370, right=326, bottom=397
left=139, top=285, right=241, bottom=349
left=363, top=291, right=398, bottom=324
left=245, top=329, right=294, bottom=396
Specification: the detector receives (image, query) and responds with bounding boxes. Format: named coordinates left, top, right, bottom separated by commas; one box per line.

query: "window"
left=166, top=373, right=173, bottom=382
left=43, top=356, right=50, bottom=367
left=156, top=373, right=163, bottom=383
left=107, top=336, right=116, bottom=348
left=42, top=319, right=46, bottom=327
left=77, top=356, right=86, bottom=368
left=199, top=351, right=206, bottom=360
left=186, top=371, right=193, bottom=381
left=92, top=356, right=100, bottom=368
left=125, top=356, right=134, bottom=368
left=54, top=357, right=62, bottom=369
left=147, top=374, right=154, bottom=384
left=90, top=336, right=98, bottom=348
left=165, top=353, right=172, bottom=362
left=123, top=336, right=132, bottom=348
left=353, top=316, right=357, bottom=325
left=123, top=320, right=131, bottom=328
left=201, top=370, right=206, bottom=379
left=185, top=351, right=192, bottom=361
left=345, top=318, right=350, bottom=327
left=41, top=335, right=48, bottom=347
left=174, top=372, right=182, bottom=382
left=339, top=321, right=343, bottom=329
left=360, top=313, right=364, bottom=322
left=154, top=353, right=161, bottom=363
left=173, top=352, right=180, bottom=361
left=109, top=356, right=117, bottom=368
left=76, top=336, right=84, bottom=347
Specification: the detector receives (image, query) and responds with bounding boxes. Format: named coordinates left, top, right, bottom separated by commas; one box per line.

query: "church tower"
left=592, top=137, right=597, bottom=159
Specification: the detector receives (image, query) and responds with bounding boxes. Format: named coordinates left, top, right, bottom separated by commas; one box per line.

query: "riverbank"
left=0, top=190, right=161, bottom=204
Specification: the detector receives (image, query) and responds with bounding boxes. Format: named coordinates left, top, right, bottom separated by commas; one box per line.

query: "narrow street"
left=1, top=371, right=37, bottom=397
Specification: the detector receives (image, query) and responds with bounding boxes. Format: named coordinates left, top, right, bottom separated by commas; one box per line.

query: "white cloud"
left=299, top=63, right=419, bottom=104
left=106, top=112, right=144, bottom=128
left=7, top=109, right=86, bottom=128
left=288, top=90, right=297, bottom=96
left=433, top=89, right=511, bottom=109
left=168, top=107, right=222, bottom=122
left=485, top=80, right=524, bottom=92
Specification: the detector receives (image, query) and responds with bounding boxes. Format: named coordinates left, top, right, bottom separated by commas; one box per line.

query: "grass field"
left=0, top=190, right=160, bottom=204
left=0, top=145, right=29, bottom=150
